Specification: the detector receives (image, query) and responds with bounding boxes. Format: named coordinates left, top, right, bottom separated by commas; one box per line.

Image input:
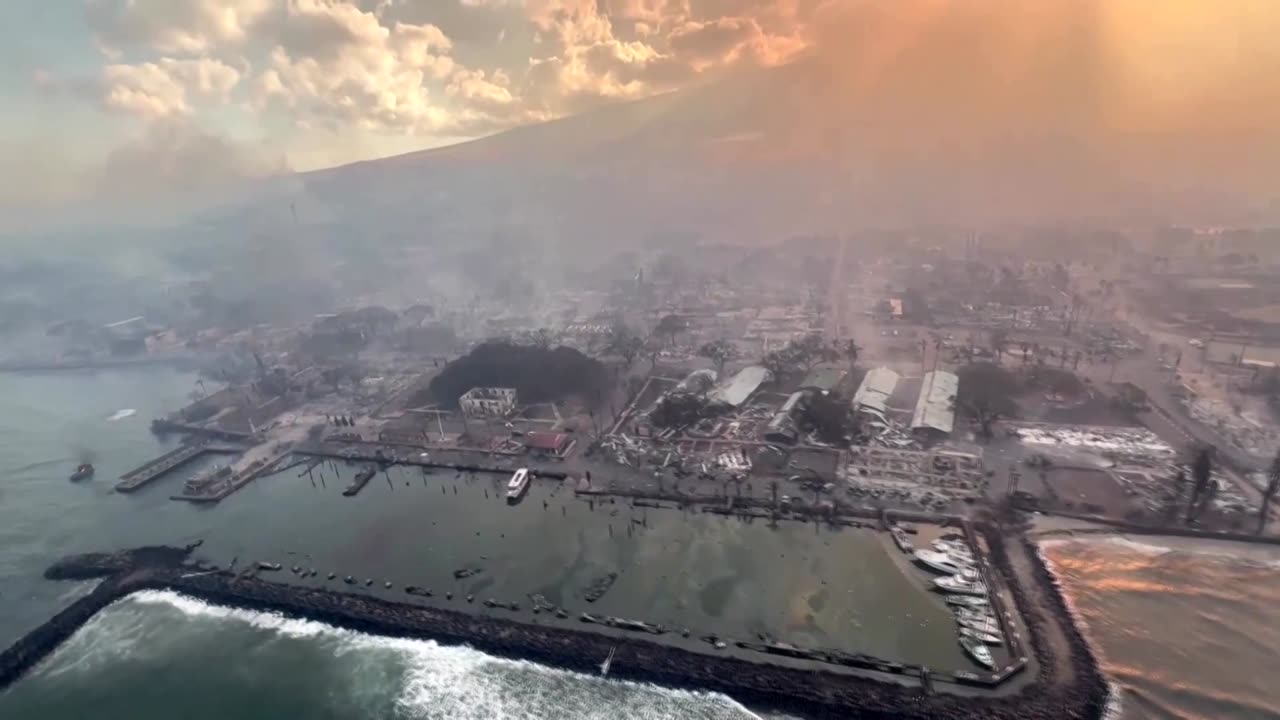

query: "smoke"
left=91, top=119, right=289, bottom=204
left=786, top=0, right=1280, bottom=223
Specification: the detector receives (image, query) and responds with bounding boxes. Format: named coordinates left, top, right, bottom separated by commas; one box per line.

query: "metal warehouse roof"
left=911, top=370, right=958, bottom=434
left=710, top=366, right=769, bottom=407
left=852, top=367, right=900, bottom=414
left=800, top=366, right=847, bottom=393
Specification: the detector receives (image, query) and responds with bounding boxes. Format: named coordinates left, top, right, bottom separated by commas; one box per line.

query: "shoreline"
left=1030, top=515, right=1280, bottom=557
left=0, top=526, right=1110, bottom=720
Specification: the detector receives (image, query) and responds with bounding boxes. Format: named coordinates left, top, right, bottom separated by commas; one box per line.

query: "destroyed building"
left=709, top=366, right=769, bottom=407
left=460, top=387, right=517, bottom=418
left=852, top=367, right=900, bottom=419
left=799, top=366, right=847, bottom=395
left=763, top=391, right=806, bottom=445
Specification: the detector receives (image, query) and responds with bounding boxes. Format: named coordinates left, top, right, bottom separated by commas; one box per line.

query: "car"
left=1188, top=338, right=1205, bottom=348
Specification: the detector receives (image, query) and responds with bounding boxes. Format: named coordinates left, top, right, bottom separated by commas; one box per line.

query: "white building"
left=460, top=387, right=517, bottom=418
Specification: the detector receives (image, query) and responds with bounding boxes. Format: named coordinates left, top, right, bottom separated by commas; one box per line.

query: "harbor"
left=0, top=520, right=1106, bottom=720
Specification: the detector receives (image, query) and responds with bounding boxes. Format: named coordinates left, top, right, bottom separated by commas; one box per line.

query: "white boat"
left=932, top=540, right=975, bottom=560
left=955, top=607, right=996, bottom=622
left=914, top=550, right=972, bottom=576
left=961, top=635, right=996, bottom=669
left=891, top=526, right=913, bottom=553
left=934, top=575, right=987, bottom=595
left=960, top=626, right=1004, bottom=645
left=957, top=616, right=1002, bottom=635
left=944, top=594, right=989, bottom=607
left=506, top=468, right=531, bottom=501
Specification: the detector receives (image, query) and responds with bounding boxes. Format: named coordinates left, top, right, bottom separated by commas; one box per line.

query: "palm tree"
left=1259, top=452, right=1280, bottom=535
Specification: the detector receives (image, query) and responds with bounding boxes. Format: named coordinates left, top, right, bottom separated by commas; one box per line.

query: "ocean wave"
left=125, top=590, right=760, bottom=720
left=1101, top=537, right=1173, bottom=556
left=1036, top=543, right=1125, bottom=720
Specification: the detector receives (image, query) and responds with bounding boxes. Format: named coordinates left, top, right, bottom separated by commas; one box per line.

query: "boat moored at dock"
left=914, top=549, right=972, bottom=576
left=506, top=467, right=531, bottom=501
left=935, top=574, right=987, bottom=596
left=960, top=635, right=996, bottom=669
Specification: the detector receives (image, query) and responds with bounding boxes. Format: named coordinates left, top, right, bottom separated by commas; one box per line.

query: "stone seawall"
left=1, top=532, right=1109, bottom=720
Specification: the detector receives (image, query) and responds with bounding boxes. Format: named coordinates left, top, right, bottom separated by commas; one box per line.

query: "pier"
left=170, top=449, right=291, bottom=504
left=296, top=443, right=570, bottom=480
left=115, top=444, right=240, bottom=492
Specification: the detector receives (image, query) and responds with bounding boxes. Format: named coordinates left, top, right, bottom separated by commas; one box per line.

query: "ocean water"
left=0, top=368, right=790, bottom=718
left=1043, top=537, right=1280, bottom=720
left=5, top=368, right=1280, bottom=719
left=0, top=590, right=759, bottom=720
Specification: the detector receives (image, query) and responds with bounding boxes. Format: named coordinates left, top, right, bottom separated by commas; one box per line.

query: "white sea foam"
left=124, top=590, right=761, bottom=719
left=1101, top=536, right=1173, bottom=556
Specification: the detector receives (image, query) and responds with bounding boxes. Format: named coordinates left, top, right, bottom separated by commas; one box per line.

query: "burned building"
left=460, top=387, right=517, bottom=418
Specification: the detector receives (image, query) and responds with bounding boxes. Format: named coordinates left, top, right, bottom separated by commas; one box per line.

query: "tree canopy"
left=425, top=340, right=609, bottom=407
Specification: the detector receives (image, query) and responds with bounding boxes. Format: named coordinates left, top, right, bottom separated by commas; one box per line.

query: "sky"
left=0, top=0, right=821, bottom=209
left=3, top=1, right=1279, bottom=215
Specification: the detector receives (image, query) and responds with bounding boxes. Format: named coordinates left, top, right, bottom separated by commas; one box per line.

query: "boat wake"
left=106, top=409, right=137, bottom=421
left=60, top=590, right=763, bottom=720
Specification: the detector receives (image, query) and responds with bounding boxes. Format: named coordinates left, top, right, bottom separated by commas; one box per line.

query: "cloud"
left=101, top=58, right=241, bottom=118
left=87, top=0, right=273, bottom=55
left=252, top=2, right=462, bottom=133
left=82, top=0, right=830, bottom=147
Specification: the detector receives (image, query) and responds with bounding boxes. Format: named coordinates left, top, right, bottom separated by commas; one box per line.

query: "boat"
left=961, top=635, right=996, bottom=669
left=932, top=540, right=975, bottom=561
left=957, top=616, right=1002, bottom=635
left=69, top=463, right=95, bottom=481
left=599, top=645, right=617, bottom=676
left=914, top=550, right=972, bottom=576
left=256, top=561, right=282, bottom=571
left=934, top=575, right=987, bottom=595
left=960, top=626, right=1004, bottom=645
left=890, top=526, right=913, bottom=552
left=944, top=594, right=990, bottom=607
left=506, top=467, right=531, bottom=501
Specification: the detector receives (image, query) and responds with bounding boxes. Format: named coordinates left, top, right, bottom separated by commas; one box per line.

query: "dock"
left=170, top=449, right=290, bottom=504
left=115, top=444, right=239, bottom=492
